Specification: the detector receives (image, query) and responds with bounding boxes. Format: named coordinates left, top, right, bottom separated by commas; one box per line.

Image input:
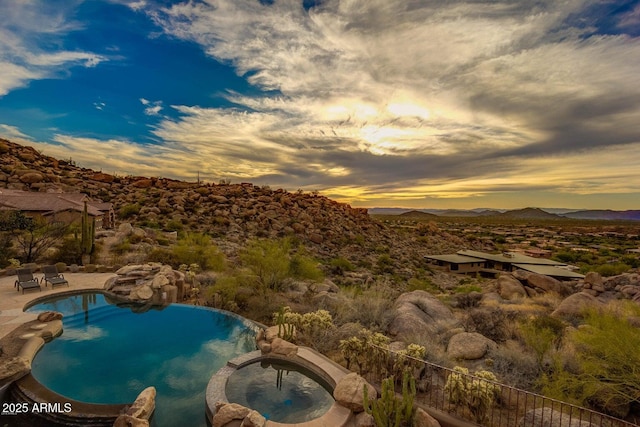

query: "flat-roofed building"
left=424, top=254, right=486, bottom=273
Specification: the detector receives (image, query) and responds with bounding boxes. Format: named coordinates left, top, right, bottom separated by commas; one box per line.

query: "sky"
left=1, top=0, right=640, bottom=210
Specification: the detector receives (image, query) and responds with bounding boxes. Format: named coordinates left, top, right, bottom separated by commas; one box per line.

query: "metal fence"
left=364, top=344, right=639, bottom=427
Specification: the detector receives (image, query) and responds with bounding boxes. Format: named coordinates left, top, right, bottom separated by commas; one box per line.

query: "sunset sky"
left=1, top=0, right=639, bottom=209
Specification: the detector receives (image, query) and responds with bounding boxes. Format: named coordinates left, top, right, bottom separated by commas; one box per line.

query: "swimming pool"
left=26, top=292, right=258, bottom=427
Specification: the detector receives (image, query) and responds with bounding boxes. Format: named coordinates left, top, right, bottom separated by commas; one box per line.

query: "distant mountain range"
left=369, top=207, right=640, bottom=221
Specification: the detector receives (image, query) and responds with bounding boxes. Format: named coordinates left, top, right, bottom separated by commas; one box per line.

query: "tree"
left=542, top=302, right=640, bottom=417
left=0, top=211, right=68, bottom=263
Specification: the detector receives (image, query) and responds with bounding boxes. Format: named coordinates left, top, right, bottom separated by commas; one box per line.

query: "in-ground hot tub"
left=225, top=359, right=334, bottom=423
left=207, top=349, right=354, bottom=427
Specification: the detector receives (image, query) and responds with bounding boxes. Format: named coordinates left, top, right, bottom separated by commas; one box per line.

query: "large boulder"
left=389, top=291, right=460, bottom=338
left=552, top=292, right=604, bottom=319
left=497, top=274, right=527, bottom=300
left=517, top=408, right=595, bottom=427
left=446, top=332, right=497, bottom=360
left=526, top=273, right=571, bottom=296
left=333, top=372, right=376, bottom=413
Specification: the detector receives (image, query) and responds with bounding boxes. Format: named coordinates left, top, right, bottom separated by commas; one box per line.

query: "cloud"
left=7, top=0, right=640, bottom=209
left=0, top=124, right=34, bottom=140
left=0, top=0, right=106, bottom=96
left=133, top=0, right=640, bottom=206
left=140, top=98, right=163, bottom=116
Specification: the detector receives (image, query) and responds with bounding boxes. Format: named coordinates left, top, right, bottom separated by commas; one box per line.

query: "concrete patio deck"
left=0, top=272, right=116, bottom=339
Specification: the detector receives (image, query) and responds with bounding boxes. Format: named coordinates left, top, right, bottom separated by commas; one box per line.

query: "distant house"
left=425, top=249, right=584, bottom=280
left=423, top=254, right=486, bottom=274
left=0, top=189, right=114, bottom=230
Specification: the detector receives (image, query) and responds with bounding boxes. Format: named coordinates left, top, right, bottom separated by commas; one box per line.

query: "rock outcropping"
left=104, top=263, right=184, bottom=304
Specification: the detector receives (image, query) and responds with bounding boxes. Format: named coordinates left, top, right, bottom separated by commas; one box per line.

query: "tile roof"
left=0, top=191, right=103, bottom=216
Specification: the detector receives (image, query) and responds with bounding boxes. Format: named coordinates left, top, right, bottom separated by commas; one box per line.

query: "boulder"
left=37, top=311, right=63, bottom=322
left=19, top=172, right=44, bottom=184
left=333, top=372, right=376, bottom=413
left=0, top=357, right=30, bottom=382
left=354, top=412, right=375, bottom=427
left=212, top=403, right=251, bottom=427
left=552, top=292, right=604, bottom=319
left=126, top=386, right=156, bottom=419
left=497, top=274, right=527, bottom=300
left=584, top=272, right=603, bottom=287
left=526, top=273, right=571, bottom=296
left=269, top=338, right=298, bottom=357
left=113, top=414, right=149, bottom=427
left=129, top=285, right=154, bottom=301
left=389, top=291, right=460, bottom=338
left=240, top=410, right=266, bottom=427
left=447, top=332, right=497, bottom=360
left=413, top=407, right=441, bottom=427
left=517, top=408, right=595, bottom=427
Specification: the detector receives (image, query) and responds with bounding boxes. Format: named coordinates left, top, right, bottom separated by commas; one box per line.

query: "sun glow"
left=387, top=103, right=430, bottom=119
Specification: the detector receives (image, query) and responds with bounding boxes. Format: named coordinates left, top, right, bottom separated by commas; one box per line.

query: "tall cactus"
left=81, top=200, right=94, bottom=259
left=363, top=371, right=416, bottom=427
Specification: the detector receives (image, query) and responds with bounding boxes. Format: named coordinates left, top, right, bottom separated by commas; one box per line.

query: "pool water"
left=26, top=292, right=257, bottom=427
left=225, top=360, right=334, bottom=423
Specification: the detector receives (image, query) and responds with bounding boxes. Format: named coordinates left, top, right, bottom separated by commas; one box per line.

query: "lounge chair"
left=41, top=265, right=69, bottom=289
left=15, top=268, right=42, bottom=294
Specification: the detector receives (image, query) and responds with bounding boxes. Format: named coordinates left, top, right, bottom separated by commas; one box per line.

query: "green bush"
left=241, top=238, right=291, bottom=291
left=290, top=252, right=323, bottom=281
left=172, top=233, right=226, bottom=271
left=541, top=303, right=640, bottom=416
left=519, top=315, right=564, bottom=369
left=330, top=257, right=356, bottom=274
left=118, top=204, right=141, bottom=219
left=52, top=238, right=83, bottom=265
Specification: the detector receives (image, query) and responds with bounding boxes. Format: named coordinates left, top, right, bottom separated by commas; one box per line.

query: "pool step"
left=7, top=374, right=126, bottom=427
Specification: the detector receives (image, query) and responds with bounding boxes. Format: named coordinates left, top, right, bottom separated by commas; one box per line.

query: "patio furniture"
left=41, top=265, right=69, bottom=289
left=15, top=268, right=42, bottom=294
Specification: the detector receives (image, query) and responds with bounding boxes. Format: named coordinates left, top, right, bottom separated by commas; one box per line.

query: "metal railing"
left=363, top=344, right=639, bottom=427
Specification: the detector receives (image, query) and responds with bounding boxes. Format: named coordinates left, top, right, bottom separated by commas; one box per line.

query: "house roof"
left=512, top=263, right=585, bottom=279
left=425, top=254, right=484, bottom=264
left=0, top=191, right=103, bottom=217
left=457, top=249, right=566, bottom=266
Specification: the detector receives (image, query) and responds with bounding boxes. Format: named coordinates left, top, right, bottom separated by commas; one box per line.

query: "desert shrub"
left=55, top=262, right=67, bottom=273
left=541, top=302, right=640, bottom=416
left=112, top=240, right=132, bottom=255
left=164, top=220, right=183, bottom=232
left=454, top=284, right=483, bottom=294
left=290, top=252, right=323, bottom=281
left=172, top=233, right=226, bottom=271
left=589, top=262, right=631, bottom=277
left=334, top=286, right=395, bottom=331
left=329, top=257, right=356, bottom=274
left=376, top=254, right=394, bottom=274
left=463, top=307, right=517, bottom=343
left=487, top=343, right=539, bottom=389
left=241, top=238, right=291, bottom=291
left=118, top=204, right=140, bottom=219
left=455, top=292, right=482, bottom=309
left=146, top=247, right=178, bottom=266
left=407, top=277, right=441, bottom=293
left=204, top=274, right=244, bottom=311
left=52, top=237, right=83, bottom=265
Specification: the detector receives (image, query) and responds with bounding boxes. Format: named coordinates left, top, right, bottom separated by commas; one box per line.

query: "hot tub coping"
left=206, top=347, right=354, bottom=427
